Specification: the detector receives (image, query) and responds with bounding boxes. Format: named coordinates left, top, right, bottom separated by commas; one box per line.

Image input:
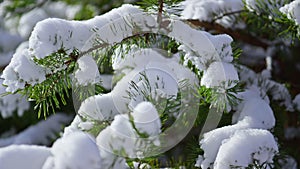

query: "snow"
left=284, top=127, right=300, bottom=139
left=74, top=55, right=101, bottom=85
left=0, top=145, right=51, bottom=169
left=42, top=1, right=81, bottom=20
left=279, top=155, right=298, bottom=169
left=203, top=32, right=234, bottom=63
left=293, top=93, right=300, bottom=111
left=96, top=114, right=137, bottom=158
left=199, top=121, right=249, bottom=169
left=0, top=113, right=72, bottom=147
left=1, top=4, right=143, bottom=92
left=0, top=79, right=30, bottom=118
left=198, top=118, right=278, bottom=169
left=197, top=85, right=277, bottom=168
left=42, top=132, right=101, bottom=169
left=18, top=9, right=48, bottom=39
left=179, top=33, right=234, bottom=72
left=62, top=115, right=83, bottom=137
left=232, top=97, right=275, bottom=129
left=237, top=65, right=293, bottom=111
left=180, top=0, right=245, bottom=28
left=280, top=0, right=300, bottom=25
left=0, top=28, right=23, bottom=67
left=78, top=93, right=119, bottom=121
left=245, top=0, right=286, bottom=12
left=132, top=101, right=161, bottom=137
left=100, top=74, right=113, bottom=90
left=96, top=102, right=162, bottom=159
left=201, top=61, right=239, bottom=89
left=112, top=47, right=166, bottom=73
left=29, top=4, right=142, bottom=59
left=1, top=49, right=46, bottom=92
left=214, top=129, right=278, bottom=169
left=0, top=0, right=82, bottom=70
left=0, top=28, right=23, bottom=52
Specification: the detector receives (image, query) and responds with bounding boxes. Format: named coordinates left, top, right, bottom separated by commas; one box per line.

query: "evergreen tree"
left=0, top=0, right=299, bottom=168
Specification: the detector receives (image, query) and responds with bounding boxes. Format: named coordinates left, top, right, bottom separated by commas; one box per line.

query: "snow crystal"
left=214, top=129, right=278, bottom=169
left=42, top=131, right=101, bottom=169
left=280, top=0, right=300, bottom=25
left=0, top=145, right=51, bottom=169
left=201, top=61, right=239, bottom=89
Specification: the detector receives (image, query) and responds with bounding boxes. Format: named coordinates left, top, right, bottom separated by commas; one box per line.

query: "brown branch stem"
left=186, top=19, right=269, bottom=49
left=157, top=0, right=164, bottom=24
left=212, top=10, right=247, bottom=22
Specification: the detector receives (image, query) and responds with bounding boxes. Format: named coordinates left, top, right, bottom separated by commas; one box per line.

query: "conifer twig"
left=187, top=19, right=269, bottom=49
left=157, top=0, right=164, bottom=24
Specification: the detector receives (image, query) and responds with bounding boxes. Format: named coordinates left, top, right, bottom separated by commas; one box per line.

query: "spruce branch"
left=186, top=19, right=270, bottom=49
left=157, top=0, right=164, bottom=24
left=211, top=10, right=247, bottom=23
left=4, top=0, right=48, bottom=17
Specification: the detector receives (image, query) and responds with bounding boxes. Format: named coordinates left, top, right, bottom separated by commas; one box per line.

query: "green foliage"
left=137, top=0, right=184, bottom=9
left=197, top=81, right=243, bottom=113
left=21, top=48, right=78, bottom=118
left=241, top=0, right=299, bottom=41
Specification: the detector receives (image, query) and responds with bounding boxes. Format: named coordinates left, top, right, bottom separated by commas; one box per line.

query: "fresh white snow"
left=280, top=0, right=300, bottom=25
left=42, top=131, right=102, bottom=169
left=0, top=145, right=51, bottom=169
left=0, top=113, right=72, bottom=147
